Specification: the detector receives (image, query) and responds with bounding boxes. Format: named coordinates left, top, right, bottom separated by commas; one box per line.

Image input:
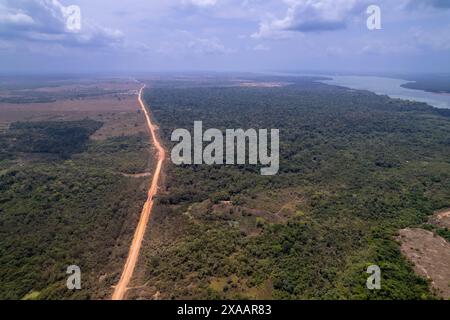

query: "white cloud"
left=0, top=0, right=123, bottom=48
left=0, top=11, right=34, bottom=26
left=183, top=0, right=218, bottom=8
left=188, top=37, right=232, bottom=54
left=190, top=0, right=217, bottom=7
left=252, top=0, right=368, bottom=39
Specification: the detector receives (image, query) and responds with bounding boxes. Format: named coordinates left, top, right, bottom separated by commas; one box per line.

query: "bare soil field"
left=429, top=209, right=450, bottom=229
left=397, top=228, right=450, bottom=299
left=238, top=81, right=288, bottom=88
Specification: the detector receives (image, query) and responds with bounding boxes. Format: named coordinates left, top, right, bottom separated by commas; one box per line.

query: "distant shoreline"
left=316, top=75, right=450, bottom=109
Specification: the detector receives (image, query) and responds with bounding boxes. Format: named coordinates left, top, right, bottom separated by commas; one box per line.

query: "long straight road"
left=112, top=85, right=166, bottom=300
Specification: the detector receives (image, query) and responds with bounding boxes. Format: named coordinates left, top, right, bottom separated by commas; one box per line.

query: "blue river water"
left=318, top=75, right=450, bottom=109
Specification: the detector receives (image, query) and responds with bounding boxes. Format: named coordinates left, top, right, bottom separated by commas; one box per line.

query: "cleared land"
left=0, top=92, right=147, bottom=140
left=397, top=227, right=450, bottom=299
left=0, top=79, right=155, bottom=299
left=430, top=209, right=450, bottom=229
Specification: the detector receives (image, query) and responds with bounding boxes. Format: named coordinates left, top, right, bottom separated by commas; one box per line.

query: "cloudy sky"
left=0, top=0, right=449, bottom=74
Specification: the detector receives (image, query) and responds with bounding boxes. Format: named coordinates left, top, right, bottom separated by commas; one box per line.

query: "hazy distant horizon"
left=1, top=70, right=450, bottom=78
left=1, top=1, right=450, bottom=74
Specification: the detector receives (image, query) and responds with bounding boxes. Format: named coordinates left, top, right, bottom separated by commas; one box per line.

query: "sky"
left=0, top=0, right=449, bottom=74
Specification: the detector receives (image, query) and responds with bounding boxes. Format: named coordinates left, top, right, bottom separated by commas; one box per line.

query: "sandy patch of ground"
left=397, top=228, right=450, bottom=299
left=429, top=209, right=450, bottom=229
left=243, top=188, right=305, bottom=218
left=238, top=81, right=288, bottom=88
left=120, top=172, right=152, bottom=178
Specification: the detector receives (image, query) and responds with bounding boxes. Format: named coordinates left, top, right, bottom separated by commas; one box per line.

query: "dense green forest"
left=136, top=77, right=450, bottom=299
left=1, top=120, right=102, bottom=159
left=400, top=74, right=450, bottom=93
left=0, top=120, right=151, bottom=299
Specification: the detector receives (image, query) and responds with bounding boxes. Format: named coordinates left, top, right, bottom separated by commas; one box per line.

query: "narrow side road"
left=112, top=85, right=166, bottom=300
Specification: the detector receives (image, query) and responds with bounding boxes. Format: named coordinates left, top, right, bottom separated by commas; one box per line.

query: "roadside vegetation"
left=0, top=119, right=151, bottom=299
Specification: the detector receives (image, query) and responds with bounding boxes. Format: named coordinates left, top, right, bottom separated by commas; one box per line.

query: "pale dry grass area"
left=30, top=81, right=139, bottom=93
left=238, top=81, right=288, bottom=88
left=0, top=81, right=146, bottom=140
left=429, top=209, right=450, bottom=229
left=397, top=210, right=450, bottom=299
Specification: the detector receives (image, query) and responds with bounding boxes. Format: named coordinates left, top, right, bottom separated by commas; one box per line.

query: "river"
left=318, top=75, right=450, bottom=109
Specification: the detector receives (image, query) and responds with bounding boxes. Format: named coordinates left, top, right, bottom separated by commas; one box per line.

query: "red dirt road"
left=112, top=85, right=166, bottom=300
